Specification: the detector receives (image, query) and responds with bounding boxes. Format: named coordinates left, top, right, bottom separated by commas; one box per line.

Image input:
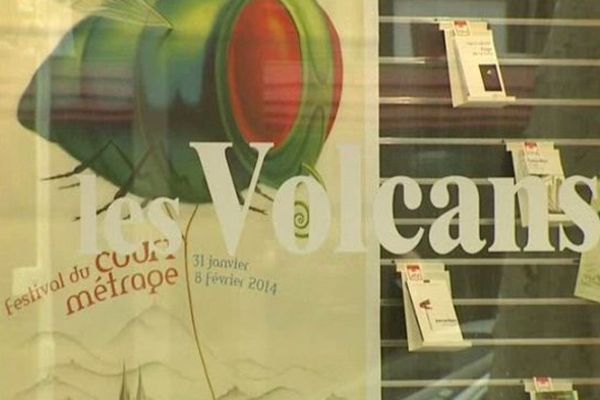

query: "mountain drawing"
left=14, top=360, right=203, bottom=400
left=229, top=358, right=324, bottom=381
left=13, top=375, right=99, bottom=400
left=217, top=386, right=348, bottom=400
left=108, top=304, right=194, bottom=346
left=324, top=395, right=347, bottom=400
left=13, top=304, right=349, bottom=400
left=52, top=359, right=196, bottom=383
left=252, top=386, right=302, bottom=400
left=224, top=358, right=329, bottom=396
left=105, top=304, right=201, bottom=368
left=12, top=305, right=203, bottom=400
left=218, top=387, right=251, bottom=400
left=19, top=331, right=116, bottom=370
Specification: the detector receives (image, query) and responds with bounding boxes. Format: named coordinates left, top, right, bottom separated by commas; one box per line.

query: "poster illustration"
left=0, top=1, right=379, bottom=399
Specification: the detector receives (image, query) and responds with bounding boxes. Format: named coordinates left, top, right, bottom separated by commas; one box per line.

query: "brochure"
left=406, top=280, right=462, bottom=343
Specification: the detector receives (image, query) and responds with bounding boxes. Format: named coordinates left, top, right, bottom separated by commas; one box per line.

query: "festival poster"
left=0, top=1, right=380, bottom=400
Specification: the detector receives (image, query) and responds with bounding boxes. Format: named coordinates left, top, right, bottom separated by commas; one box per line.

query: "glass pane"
left=380, top=0, right=600, bottom=399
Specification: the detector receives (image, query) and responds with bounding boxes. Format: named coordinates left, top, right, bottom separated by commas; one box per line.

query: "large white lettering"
left=559, top=176, right=600, bottom=252
left=429, top=177, right=486, bottom=254
left=189, top=142, right=272, bottom=256
left=78, top=142, right=600, bottom=258
left=374, top=177, right=424, bottom=254
left=488, top=177, right=553, bottom=252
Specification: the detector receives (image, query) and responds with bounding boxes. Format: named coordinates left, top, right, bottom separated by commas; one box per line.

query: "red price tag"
left=453, top=20, right=471, bottom=36
left=533, top=377, right=554, bottom=392
left=524, top=141, right=540, bottom=154
left=405, top=264, right=424, bottom=281
left=522, top=141, right=550, bottom=175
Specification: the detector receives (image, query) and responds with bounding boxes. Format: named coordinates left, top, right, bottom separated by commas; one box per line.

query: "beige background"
left=0, top=1, right=380, bottom=399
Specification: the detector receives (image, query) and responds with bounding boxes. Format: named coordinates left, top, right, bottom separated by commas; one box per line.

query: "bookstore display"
left=3, top=0, right=600, bottom=399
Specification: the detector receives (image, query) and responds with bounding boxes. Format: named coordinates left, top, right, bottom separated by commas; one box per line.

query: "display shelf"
left=381, top=258, right=579, bottom=267
left=382, top=378, right=600, bottom=388
left=380, top=56, right=600, bottom=67
left=380, top=97, right=600, bottom=107
left=379, top=16, right=600, bottom=28
left=379, top=138, right=600, bottom=146
left=383, top=338, right=600, bottom=347
left=379, top=1, right=600, bottom=398
left=381, top=298, right=595, bottom=306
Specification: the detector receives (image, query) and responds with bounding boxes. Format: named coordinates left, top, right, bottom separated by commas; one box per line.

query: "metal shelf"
left=382, top=338, right=600, bottom=347
left=381, top=258, right=579, bottom=267
left=379, top=137, right=600, bottom=146
left=379, top=16, right=600, bottom=27
left=380, top=56, right=600, bottom=67
left=381, top=298, right=595, bottom=306
left=382, top=378, right=600, bottom=388
left=380, top=97, right=600, bottom=107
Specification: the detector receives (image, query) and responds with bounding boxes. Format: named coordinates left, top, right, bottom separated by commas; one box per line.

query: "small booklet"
left=575, top=184, right=600, bottom=303
left=507, top=142, right=566, bottom=221
left=526, top=377, right=579, bottom=400
left=454, top=32, right=505, bottom=96
left=522, top=142, right=563, bottom=176
left=397, top=262, right=471, bottom=351
left=575, top=238, right=600, bottom=303
left=440, top=20, right=515, bottom=107
left=532, top=391, right=579, bottom=400
left=406, top=280, right=462, bottom=344
left=521, top=142, right=564, bottom=214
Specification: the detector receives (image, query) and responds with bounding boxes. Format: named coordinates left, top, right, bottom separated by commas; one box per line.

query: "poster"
left=0, top=1, right=380, bottom=399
